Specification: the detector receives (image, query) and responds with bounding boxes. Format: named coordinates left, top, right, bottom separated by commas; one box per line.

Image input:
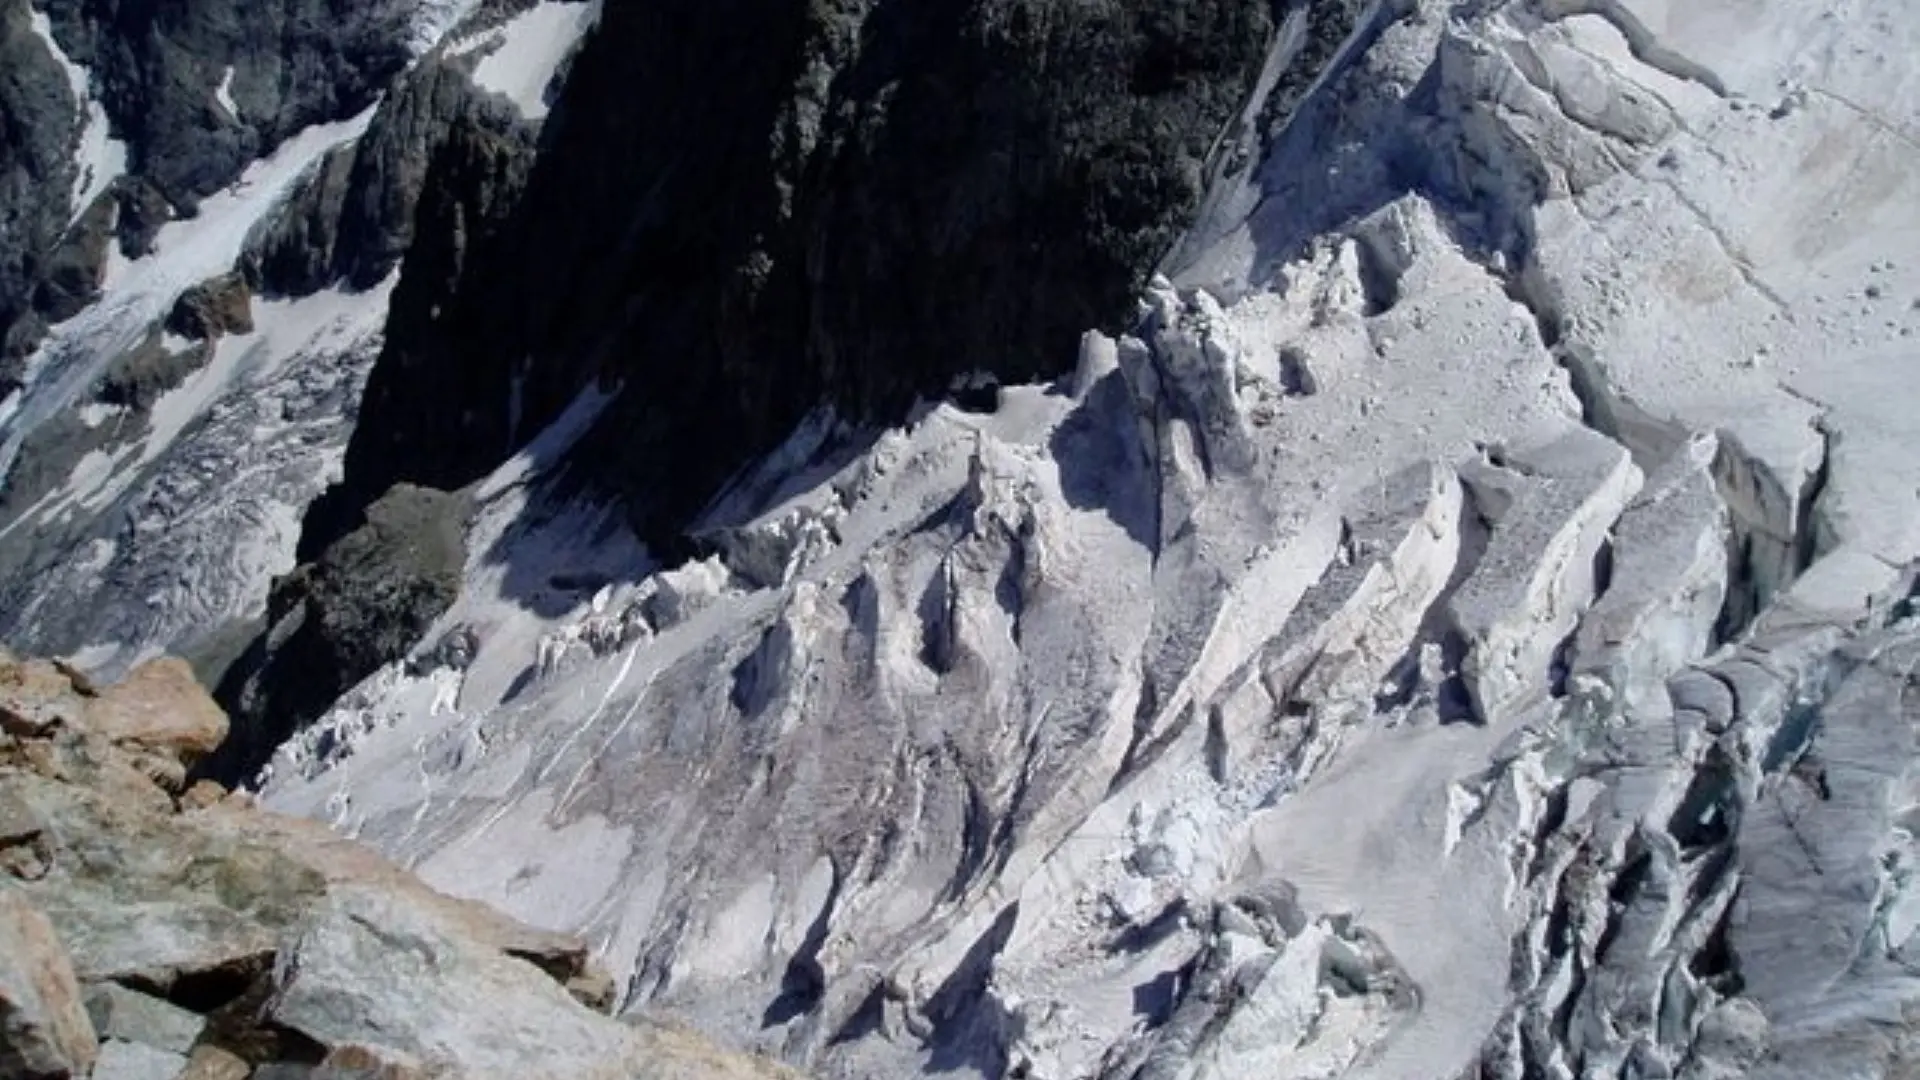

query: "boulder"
left=0, top=659, right=84, bottom=738
left=177, top=1044, right=251, bottom=1080
left=268, top=886, right=793, bottom=1080
left=85, top=657, right=230, bottom=769
left=0, top=890, right=98, bottom=1079
left=85, top=982, right=207, bottom=1054
left=89, top=1039, right=189, bottom=1080
left=192, top=806, right=615, bottom=1011
left=164, top=274, right=256, bottom=341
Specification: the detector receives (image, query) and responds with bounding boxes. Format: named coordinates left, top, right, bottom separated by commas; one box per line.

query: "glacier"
left=254, top=1, right=1920, bottom=1077
left=3, top=0, right=1919, bottom=1077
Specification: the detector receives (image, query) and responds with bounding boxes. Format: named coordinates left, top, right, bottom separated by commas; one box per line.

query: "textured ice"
left=253, top=1, right=1920, bottom=1077
left=5, top=0, right=1917, bottom=1076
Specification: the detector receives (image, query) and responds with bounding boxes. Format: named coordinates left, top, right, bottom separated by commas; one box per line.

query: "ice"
left=0, top=106, right=375, bottom=482
left=18, top=0, right=1920, bottom=1074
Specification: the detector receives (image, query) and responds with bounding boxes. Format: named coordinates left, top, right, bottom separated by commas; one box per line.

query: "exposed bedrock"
left=209, top=482, right=470, bottom=786
left=305, top=0, right=1286, bottom=558
left=33, top=0, right=416, bottom=211
left=0, top=0, right=83, bottom=371
left=240, top=53, right=538, bottom=300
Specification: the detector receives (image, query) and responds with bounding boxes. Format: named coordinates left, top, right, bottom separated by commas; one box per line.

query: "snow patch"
left=0, top=105, right=375, bottom=482
left=214, top=66, right=238, bottom=118
left=408, top=0, right=487, bottom=54
left=74, top=402, right=124, bottom=429
left=142, top=278, right=396, bottom=473
left=26, top=7, right=127, bottom=221
left=466, top=0, right=601, bottom=121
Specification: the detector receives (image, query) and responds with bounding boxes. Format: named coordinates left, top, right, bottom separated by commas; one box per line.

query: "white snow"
left=214, top=66, right=238, bottom=119
left=141, top=277, right=396, bottom=473
left=1, top=275, right=396, bottom=540
left=26, top=7, right=127, bottom=221
left=11, top=0, right=1920, bottom=1076
left=74, top=402, right=124, bottom=429
left=258, top=1, right=1920, bottom=1075
left=465, top=0, right=602, bottom=121
left=408, top=0, right=487, bottom=54
left=0, top=105, right=375, bottom=483
left=142, top=109, right=376, bottom=292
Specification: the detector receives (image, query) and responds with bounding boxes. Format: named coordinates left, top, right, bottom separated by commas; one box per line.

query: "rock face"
left=209, top=483, right=469, bottom=784
left=240, top=54, right=537, bottom=299
left=32, top=0, right=415, bottom=211
left=0, top=0, right=83, bottom=372
left=0, top=650, right=794, bottom=1078
left=307, top=0, right=1280, bottom=556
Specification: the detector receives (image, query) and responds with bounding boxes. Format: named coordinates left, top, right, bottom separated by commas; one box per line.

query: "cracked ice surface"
left=262, top=1, right=1920, bottom=1077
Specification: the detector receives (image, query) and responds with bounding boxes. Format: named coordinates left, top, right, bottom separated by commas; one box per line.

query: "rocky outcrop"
left=0, top=649, right=796, bottom=1078
left=108, top=177, right=170, bottom=261
left=308, top=0, right=1279, bottom=557
left=31, top=193, right=116, bottom=327
left=0, top=0, right=83, bottom=369
left=241, top=55, right=536, bottom=298
left=32, top=0, right=415, bottom=212
left=210, top=483, right=469, bottom=784
left=164, top=274, right=253, bottom=341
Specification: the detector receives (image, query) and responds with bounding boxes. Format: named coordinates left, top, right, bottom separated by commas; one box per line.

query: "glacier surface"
left=253, top=1, right=1920, bottom=1076
left=6, top=0, right=1920, bottom=1077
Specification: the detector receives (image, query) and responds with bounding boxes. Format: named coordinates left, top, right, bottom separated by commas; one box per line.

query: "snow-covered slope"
left=0, top=0, right=587, bottom=678
left=250, top=1, right=1920, bottom=1078
left=23, top=7, right=125, bottom=222
left=457, top=0, right=603, bottom=121
left=3, top=0, right=1917, bottom=1076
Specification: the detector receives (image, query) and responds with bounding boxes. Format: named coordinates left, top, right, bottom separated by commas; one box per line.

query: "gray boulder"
left=85, top=983, right=207, bottom=1055
left=88, top=1039, right=188, bottom=1080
